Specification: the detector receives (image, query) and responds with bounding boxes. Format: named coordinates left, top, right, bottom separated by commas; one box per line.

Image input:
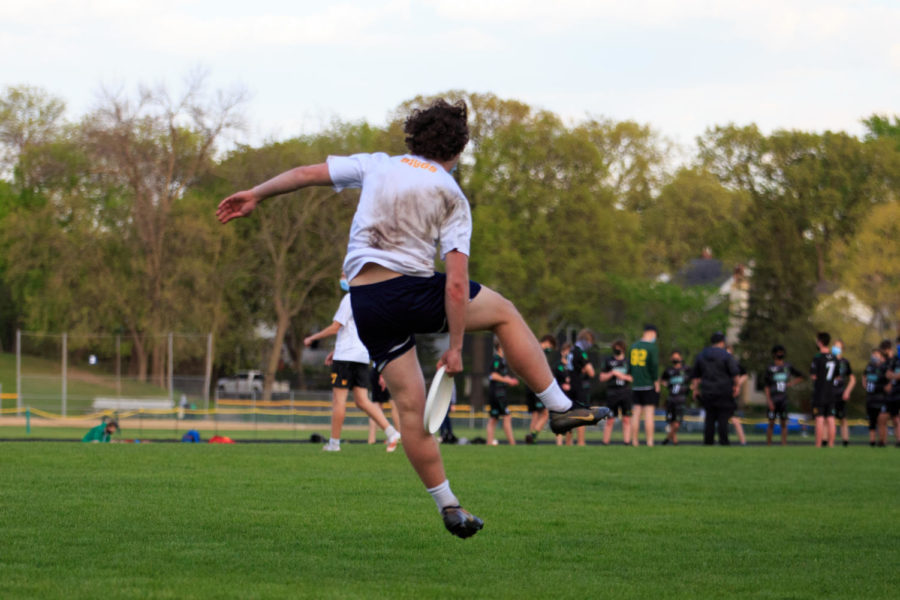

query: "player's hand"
left=843, top=391, right=850, bottom=401
left=216, top=190, right=259, bottom=224
left=324, top=350, right=334, bottom=366
left=303, top=335, right=314, bottom=347
left=438, top=348, right=463, bottom=375
left=509, top=377, right=519, bottom=386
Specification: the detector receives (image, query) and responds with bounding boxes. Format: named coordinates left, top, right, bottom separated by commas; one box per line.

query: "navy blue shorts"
left=350, top=273, right=482, bottom=372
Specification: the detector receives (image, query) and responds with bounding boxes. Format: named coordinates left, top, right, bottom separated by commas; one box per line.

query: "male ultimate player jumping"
left=217, top=99, right=611, bottom=538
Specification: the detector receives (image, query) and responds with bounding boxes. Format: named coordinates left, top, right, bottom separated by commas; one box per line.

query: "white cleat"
left=386, top=432, right=401, bottom=453
left=322, top=441, right=341, bottom=452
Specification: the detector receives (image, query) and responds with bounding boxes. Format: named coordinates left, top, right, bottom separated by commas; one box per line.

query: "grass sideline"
left=1, top=443, right=899, bottom=599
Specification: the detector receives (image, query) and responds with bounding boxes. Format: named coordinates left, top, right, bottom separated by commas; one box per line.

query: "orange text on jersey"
left=401, top=157, right=438, bottom=173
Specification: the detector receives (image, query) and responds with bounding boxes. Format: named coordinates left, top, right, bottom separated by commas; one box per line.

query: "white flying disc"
left=424, top=366, right=454, bottom=434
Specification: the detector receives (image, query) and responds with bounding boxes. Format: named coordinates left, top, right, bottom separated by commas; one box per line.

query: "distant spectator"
left=486, top=341, right=519, bottom=446
left=809, top=332, right=838, bottom=448
left=600, top=339, right=633, bottom=445
left=628, top=324, right=660, bottom=447
left=863, top=347, right=890, bottom=446
left=764, top=345, right=804, bottom=446
left=691, top=332, right=741, bottom=445
left=660, top=350, right=690, bottom=446
left=831, top=340, right=856, bottom=447
left=882, top=339, right=900, bottom=447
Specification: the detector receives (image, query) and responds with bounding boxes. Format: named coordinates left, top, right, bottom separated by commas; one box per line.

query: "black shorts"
left=526, top=392, right=545, bottom=413
left=833, top=398, right=847, bottom=420
left=812, top=401, right=835, bottom=418
left=886, top=399, right=900, bottom=418
left=369, top=367, right=391, bottom=403
left=768, top=399, right=788, bottom=421
left=665, top=401, right=685, bottom=424
left=331, top=360, right=370, bottom=390
left=350, top=273, right=481, bottom=372
left=632, top=388, right=659, bottom=407
left=605, top=390, right=633, bottom=417
left=489, top=393, right=509, bottom=418
left=866, top=399, right=885, bottom=430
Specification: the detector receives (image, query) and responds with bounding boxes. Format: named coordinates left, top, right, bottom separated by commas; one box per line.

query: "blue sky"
left=2, top=0, right=899, bottom=149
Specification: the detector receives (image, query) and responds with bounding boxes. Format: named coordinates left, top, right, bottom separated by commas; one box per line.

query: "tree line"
left=1, top=78, right=898, bottom=399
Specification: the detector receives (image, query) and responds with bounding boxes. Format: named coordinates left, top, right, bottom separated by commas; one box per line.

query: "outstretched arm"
left=216, top=163, right=332, bottom=224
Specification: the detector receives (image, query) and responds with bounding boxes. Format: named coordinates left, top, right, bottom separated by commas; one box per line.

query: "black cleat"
left=441, top=506, right=484, bottom=539
left=524, top=433, right=535, bottom=444
left=549, top=406, right=612, bottom=435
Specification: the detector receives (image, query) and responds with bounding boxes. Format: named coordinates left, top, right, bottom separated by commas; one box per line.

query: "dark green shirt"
left=82, top=424, right=111, bottom=443
left=627, top=340, right=658, bottom=390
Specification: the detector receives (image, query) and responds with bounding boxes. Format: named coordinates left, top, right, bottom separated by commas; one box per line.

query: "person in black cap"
left=690, top=332, right=741, bottom=445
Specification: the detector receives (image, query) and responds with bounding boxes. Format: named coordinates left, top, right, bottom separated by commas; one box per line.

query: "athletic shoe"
left=386, top=431, right=401, bottom=453
left=524, top=433, right=535, bottom=444
left=661, top=438, right=670, bottom=445
left=322, top=441, right=341, bottom=452
left=441, top=506, right=484, bottom=539
left=549, top=406, right=612, bottom=434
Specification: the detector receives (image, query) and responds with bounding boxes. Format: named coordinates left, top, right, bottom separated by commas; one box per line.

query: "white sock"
left=329, top=437, right=340, bottom=446
left=385, top=425, right=399, bottom=438
left=426, top=480, right=459, bottom=512
left=537, top=381, right=573, bottom=412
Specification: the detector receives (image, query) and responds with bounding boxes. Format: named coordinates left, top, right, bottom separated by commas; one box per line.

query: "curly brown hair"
left=404, top=99, right=469, bottom=161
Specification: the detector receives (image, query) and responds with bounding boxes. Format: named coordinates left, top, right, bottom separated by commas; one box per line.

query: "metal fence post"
left=16, top=329, right=21, bottom=416
left=61, top=332, right=67, bottom=417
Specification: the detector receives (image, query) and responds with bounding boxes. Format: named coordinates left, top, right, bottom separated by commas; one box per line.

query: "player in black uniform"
left=660, top=350, right=691, bottom=445
left=524, top=335, right=555, bottom=444
left=556, top=342, right=574, bottom=446
left=763, top=345, right=804, bottom=446
left=863, top=347, right=890, bottom=446
left=831, top=339, right=856, bottom=447
left=486, top=341, right=519, bottom=446
left=882, top=339, right=900, bottom=447
left=810, top=332, right=838, bottom=448
left=567, top=330, right=597, bottom=446
left=599, top=340, right=633, bottom=445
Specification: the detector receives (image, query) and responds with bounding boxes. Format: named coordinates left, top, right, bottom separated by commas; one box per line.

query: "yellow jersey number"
left=631, top=348, right=648, bottom=367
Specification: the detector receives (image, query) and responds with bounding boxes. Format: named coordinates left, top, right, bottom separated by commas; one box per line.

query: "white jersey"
left=327, top=153, right=472, bottom=281
left=332, top=294, right=369, bottom=364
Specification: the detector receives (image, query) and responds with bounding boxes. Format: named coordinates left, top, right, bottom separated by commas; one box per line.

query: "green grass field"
left=1, top=442, right=898, bottom=600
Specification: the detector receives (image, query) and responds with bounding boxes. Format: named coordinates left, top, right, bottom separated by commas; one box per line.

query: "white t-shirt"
left=332, top=294, right=370, bottom=364
left=327, top=153, right=473, bottom=281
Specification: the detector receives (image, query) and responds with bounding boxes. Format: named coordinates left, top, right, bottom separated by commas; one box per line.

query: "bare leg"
left=877, top=413, right=888, bottom=445
left=840, top=418, right=849, bottom=444
left=815, top=416, right=825, bottom=447
left=893, top=416, right=900, bottom=444
left=766, top=420, right=774, bottom=446
left=368, top=418, right=377, bottom=444
left=487, top=417, right=497, bottom=445
left=826, top=416, right=836, bottom=447
left=576, top=426, right=586, bottom=446
left=622, top=416, right=632, bottom=445
left=381, top=348, right=445, bottom=488
left=644, top=406, right=655, bottom=447
left=671, top=421, right=680, bottom=444
left=352, top=386, right=391, bottom=431
left=631, top=408, right=641, bottom=446
left=330, top=387, right=349, bottom=441
left=733, top=416, right=746, bottom=445
left=781, top=419, right=788, bottom=445
left=502, top=415, right=516, bottom=446
left=532, top=408, right=549, bottom=433
left=603, top=418, right=615, bottom=445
